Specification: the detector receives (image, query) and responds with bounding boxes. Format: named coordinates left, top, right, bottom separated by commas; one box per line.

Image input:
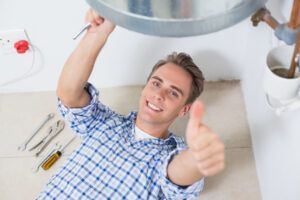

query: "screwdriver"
left=41, top=136, right=76, bottom=170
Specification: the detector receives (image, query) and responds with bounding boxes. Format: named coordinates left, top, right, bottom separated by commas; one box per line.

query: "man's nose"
left=153, top=90, right=164, bottom=101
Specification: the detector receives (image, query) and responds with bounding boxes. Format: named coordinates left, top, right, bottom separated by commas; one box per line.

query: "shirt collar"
left=125, top=111, right=182, bottom=151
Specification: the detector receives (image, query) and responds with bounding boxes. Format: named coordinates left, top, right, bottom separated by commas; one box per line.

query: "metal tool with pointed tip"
left=17, top=113, right=55, bottom=151
left=72, top=23, right=91, bottom=40
left=29, top=120, right=65, bottom=157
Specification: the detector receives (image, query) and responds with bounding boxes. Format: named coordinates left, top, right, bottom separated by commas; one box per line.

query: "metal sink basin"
left=86, top=0, right=267, bottom=37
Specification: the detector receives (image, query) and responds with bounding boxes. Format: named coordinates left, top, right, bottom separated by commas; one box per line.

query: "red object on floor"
left=14, top=40, right=29, bottom=54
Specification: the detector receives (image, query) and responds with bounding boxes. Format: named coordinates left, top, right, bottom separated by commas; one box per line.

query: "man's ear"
left=178, top=104, right=191, bottom=117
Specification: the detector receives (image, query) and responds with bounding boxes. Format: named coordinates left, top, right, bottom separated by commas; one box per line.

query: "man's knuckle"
left=217, top=143, right=225, bottom=151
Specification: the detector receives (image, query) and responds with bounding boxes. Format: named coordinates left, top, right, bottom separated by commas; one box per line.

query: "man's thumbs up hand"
left=186, top=101, right=225, bottom=177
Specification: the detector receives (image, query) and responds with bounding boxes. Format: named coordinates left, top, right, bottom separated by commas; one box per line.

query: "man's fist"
left=85, top=8, right=115, bottom=35
left=186, top=101, right=225, bottom=177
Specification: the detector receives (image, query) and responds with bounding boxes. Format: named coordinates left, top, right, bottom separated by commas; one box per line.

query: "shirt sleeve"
left=57, top=82, right=116, bottom=138
left=160, top=148, right=205, bottom=200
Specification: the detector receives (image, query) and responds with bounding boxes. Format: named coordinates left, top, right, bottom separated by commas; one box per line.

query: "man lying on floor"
left=37, top=9, right=225, bottom=200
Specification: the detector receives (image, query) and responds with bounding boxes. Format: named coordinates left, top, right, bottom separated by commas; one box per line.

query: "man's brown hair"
left=147, top=52, right=205, bottom=104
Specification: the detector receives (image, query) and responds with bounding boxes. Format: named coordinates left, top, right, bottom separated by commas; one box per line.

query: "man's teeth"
left=148, top=102, right=162, bottom=111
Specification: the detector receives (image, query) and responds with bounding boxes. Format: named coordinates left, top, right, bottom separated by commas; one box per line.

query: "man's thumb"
left=187, top=101, right=204, bottom=136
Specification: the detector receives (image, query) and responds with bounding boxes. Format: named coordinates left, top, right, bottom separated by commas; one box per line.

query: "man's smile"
left=146, top=100, right=163, bottom=112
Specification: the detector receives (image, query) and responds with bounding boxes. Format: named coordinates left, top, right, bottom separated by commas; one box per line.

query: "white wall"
left=1, top=0, right=252, bottom=93
left=1, top=0, right=300, bottom=199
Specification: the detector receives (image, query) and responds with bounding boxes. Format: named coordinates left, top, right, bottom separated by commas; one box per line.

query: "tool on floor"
left=17, top=113, right=55, bottom=151
left=31, top=143, right=62, bottom=173
left=41, top=136, right=77, bottom=170
left=29, top=120, right=65, bottom=157
left=72, top=23, right=91, bottom=40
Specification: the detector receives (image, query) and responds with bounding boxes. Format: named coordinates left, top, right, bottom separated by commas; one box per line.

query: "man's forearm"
left=57, top=32, right=108, bottom=107
left=167, top=149, right=204, bottom=186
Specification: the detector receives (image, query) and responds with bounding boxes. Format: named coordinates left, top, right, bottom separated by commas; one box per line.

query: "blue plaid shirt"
left=37, top=83, right=204, bottom=200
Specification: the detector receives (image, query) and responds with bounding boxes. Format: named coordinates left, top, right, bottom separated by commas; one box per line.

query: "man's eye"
left=153, top=81, right=160, bottom=87
left=170, top=90, right=178, bottom=97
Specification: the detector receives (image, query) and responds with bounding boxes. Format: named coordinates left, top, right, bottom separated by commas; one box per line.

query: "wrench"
left=72, top=23, right=91, bottom=40
left=30, top=120, right=65, bottom=157
left=17, top=113, right=55, bottom=151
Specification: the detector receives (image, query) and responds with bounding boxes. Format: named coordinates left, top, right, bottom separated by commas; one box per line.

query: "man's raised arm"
left=56, top=9, right=115, bottom=108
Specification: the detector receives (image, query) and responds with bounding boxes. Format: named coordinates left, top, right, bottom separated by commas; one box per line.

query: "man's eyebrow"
left=151, top=76, right=184, bottom=96
left=151, top=76, right=163, bottom=82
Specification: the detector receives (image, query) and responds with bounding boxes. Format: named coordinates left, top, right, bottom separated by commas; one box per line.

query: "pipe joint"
left=274, top=23, right=300, bottom=45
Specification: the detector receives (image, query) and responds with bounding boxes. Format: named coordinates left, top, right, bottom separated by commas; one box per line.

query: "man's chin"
left=137, top=113, right=162, bottom=124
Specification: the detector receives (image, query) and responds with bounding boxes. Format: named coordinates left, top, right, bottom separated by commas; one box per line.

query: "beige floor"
left=0, top=81, right=261, bottom=199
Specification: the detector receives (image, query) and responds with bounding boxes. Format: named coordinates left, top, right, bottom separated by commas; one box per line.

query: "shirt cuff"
left=58, top=82, right=99, bottom=116
left=57, top=82, right=101, bottom=136
left=160, top=148, right=205, bottom=199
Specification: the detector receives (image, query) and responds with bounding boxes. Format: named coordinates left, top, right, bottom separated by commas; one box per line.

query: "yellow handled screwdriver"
left=41, top=136, right=76, bottom=170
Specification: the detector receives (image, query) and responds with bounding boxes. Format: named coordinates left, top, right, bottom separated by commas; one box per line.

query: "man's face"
left=138, top=63, right=192, bottom=126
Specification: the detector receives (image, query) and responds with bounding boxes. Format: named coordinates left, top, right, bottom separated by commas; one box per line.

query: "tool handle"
left=41, top=151, right=62, bottom=170
left=21, top=113, right=55, bottom=149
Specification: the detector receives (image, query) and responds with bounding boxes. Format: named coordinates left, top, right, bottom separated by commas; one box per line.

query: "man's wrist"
left=84, top=30, right=110, bottom=43
left=78, top=31, right=109, bottom=55
left=167, top=149, right=204, bottom=186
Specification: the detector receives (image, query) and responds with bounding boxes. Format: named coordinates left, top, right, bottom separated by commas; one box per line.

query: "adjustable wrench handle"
left=18, top=113, right=55, bottom=151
